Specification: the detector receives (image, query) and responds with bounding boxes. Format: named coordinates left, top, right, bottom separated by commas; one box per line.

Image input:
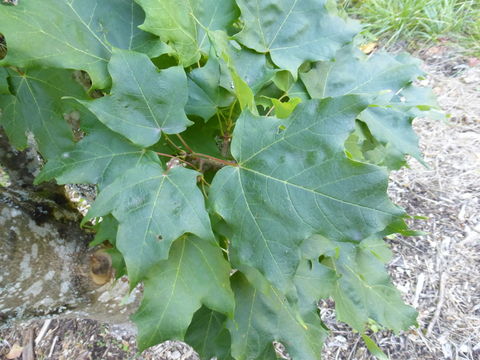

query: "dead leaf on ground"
left=360, top=42, right=378, bottom=54
left=6, top=343, right=23, bottom=359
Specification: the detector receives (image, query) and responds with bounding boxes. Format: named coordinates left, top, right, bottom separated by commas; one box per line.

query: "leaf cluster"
left=0, top=0, right=441, bottom=358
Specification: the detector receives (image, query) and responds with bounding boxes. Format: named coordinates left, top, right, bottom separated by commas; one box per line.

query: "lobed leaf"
left=0, top=68, right=89, bottom=158
left=185, top=307, right=234, bottom=360
left=317, top=237, right=418, bottom=332
left=234, top=0, right=359, bottom=76
left=76, top=49, right=191, bottom=147
left=133, top=236, right=234, bottom=350
left=36, top=127, right=159, bottom=189
left=300, top=49, right=423, bottom=99
left=0, top=0, right=167, bottom=89
left=301, top=48, right=429, bottom=168
left=135, top=0, right=239, bottom=66
left=228, top=271, right=327, bottom=360
left=86, top=163, right=214, bottom=286
left=186, top=55, right=234, bottom=121
left=211, top=96, right=405, bottom=291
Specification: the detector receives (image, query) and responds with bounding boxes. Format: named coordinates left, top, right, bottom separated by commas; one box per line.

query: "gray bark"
left=0, top=130, right=140, bottom=328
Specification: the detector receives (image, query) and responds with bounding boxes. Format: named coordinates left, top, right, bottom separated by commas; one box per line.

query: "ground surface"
left=1, top=46, right=479, bottom=360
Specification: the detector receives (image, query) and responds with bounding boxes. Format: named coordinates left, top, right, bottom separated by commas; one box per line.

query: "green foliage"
left=0, top=0, right=440, bottom=358
left=342, top=0, right=480, bottom=54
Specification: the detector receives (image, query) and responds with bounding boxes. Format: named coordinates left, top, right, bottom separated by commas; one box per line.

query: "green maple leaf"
left=133, top=236, right=234, bottom=350
left=36, top=127, right=159, bottom=189
left=186, top=55, right=234, bottom=121
left=76, top=49, right=191, bottom=147
left=234, top=0, right=358, bottom=76
left=300, top=48, right=428, bottom=168
left=271, top=97, right=302, bottom=118
left=294, top=257, right=337, bottom=314
left=89, top=214, right=118, bottom=247
left=0, top=68, right=90, bottom=158
left=210, top=96, right=405, bottom=290
left=300, top=48, right=424, bottom=99
left=0, top=0, right=167, bottom=89
left=85, top=163, right=214, bottom=286
left=392, top=85, right=444, bottom=120
left=185, top=307, right=234, bottom=360
left=228, top=271, right=327, bottom=360
left=358, top=107, right=423, bottom=169
left=326, top=238, right=418, bottom=332
left=218, top=43, right=277, bottom=94
left=135, top=0, right=239, bottom=67
left=298, top=234, right=417, bottom=333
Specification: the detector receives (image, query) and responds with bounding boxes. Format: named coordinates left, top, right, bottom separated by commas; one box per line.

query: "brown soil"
left=1, top=45, right=479, bottom=360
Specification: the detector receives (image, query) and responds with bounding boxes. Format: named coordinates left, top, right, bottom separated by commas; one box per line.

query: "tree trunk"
left=0, top=130, right=140, bottom=328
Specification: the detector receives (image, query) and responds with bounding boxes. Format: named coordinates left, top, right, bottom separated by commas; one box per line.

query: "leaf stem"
left=217, top=112, right=225, bottom=137
left=164, top=135, right=183, bottom=152
left=156, top=151, right=236, bottom=169
left=176, top=133, right=194, bottom=153
left=227, top=101, right=237, bottom=132
left=191, top=152, right=237, bottom=167
left=155, top=152, right=197, bottom=169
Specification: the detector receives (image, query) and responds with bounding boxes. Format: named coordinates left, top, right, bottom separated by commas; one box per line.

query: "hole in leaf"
left=156, top=235, right=163, bottom=241
left=307, top=259, right=313, bottom=270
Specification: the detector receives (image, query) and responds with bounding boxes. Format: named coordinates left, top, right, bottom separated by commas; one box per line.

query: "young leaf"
left=135, top=0, right=239, bottom=66
left=76, top=49, right=191, bottom=147
left=234, top=0, right=359, bottom=76
left=210, top=96, right=404, bottom=290
left=36, top=127, right=159, bottom=189
left=133, top=236, right=234, bottom=351
left=228, top=272, right=327, bottom=360
left=271, top=97, right=302, bottom=118
left=86, top=163, right=214, bottom=286
left=0, top=0, right=166, bottom=89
